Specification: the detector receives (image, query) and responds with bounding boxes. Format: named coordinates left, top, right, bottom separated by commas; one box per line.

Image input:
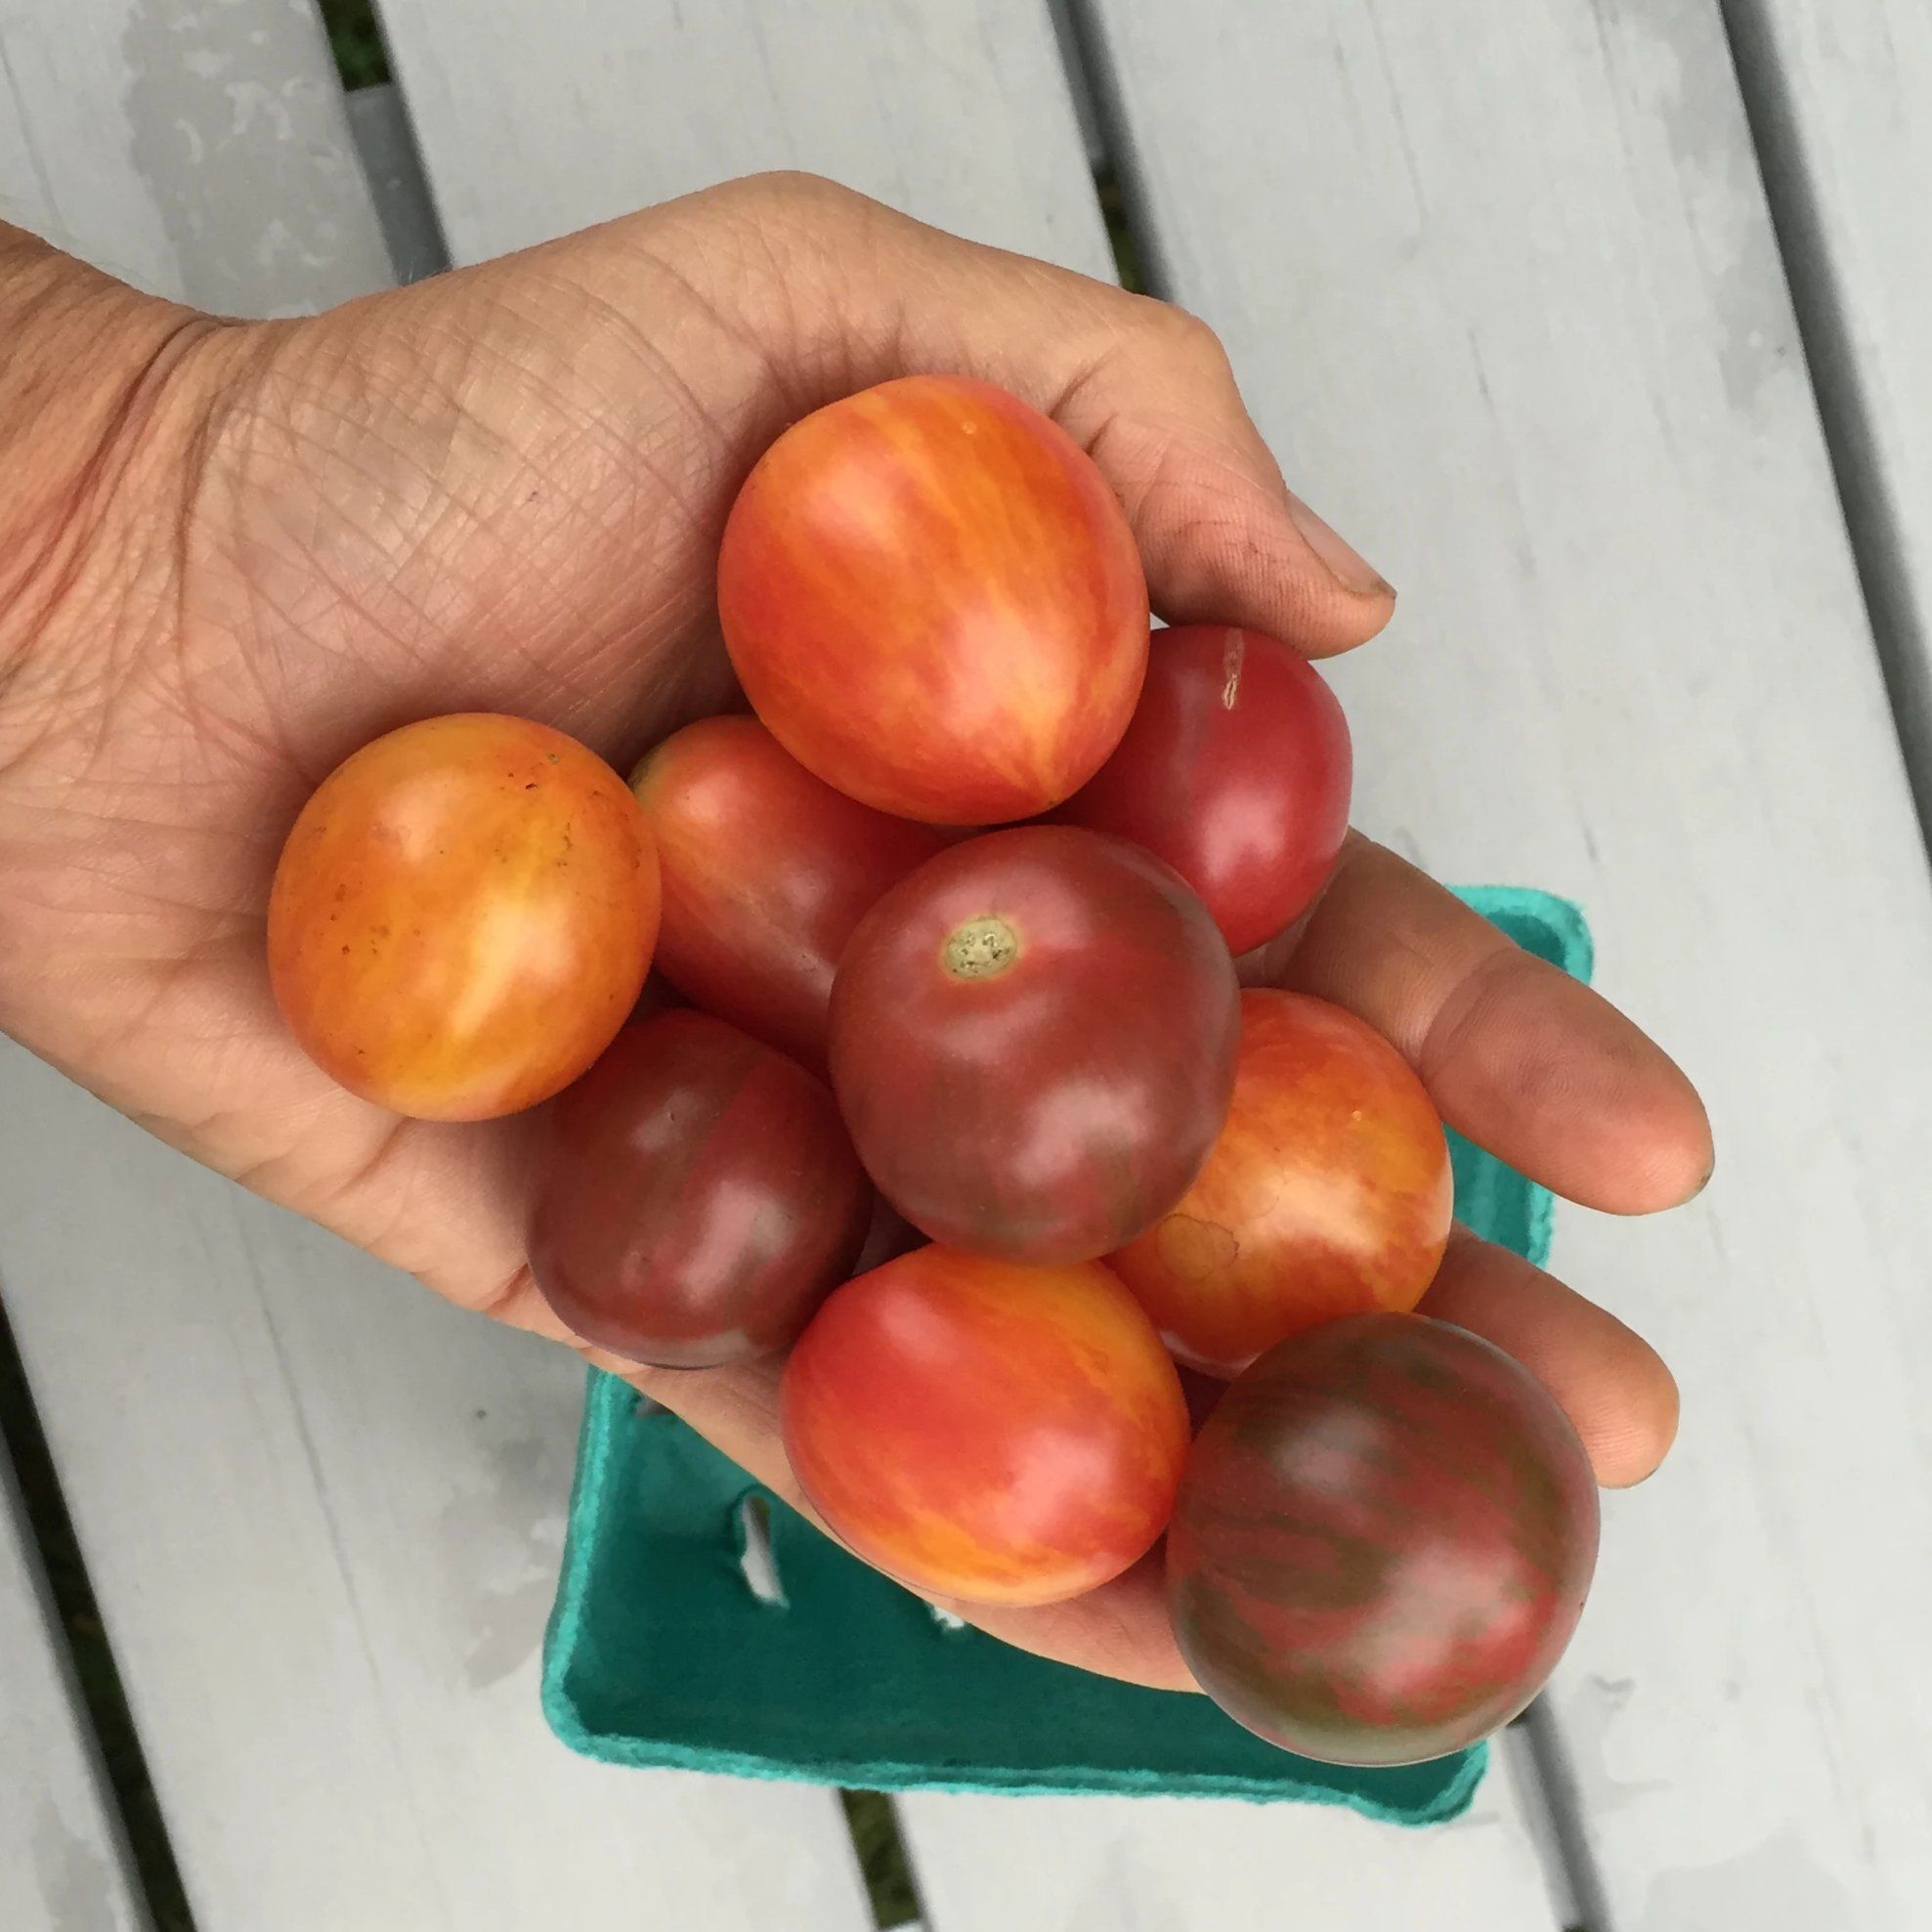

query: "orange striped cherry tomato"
left=717, top=375, right=1148, bottom=825
left=781, top=1246, right=1188, bottom=1607
left=1110, top=990, right=1452, bottom=1375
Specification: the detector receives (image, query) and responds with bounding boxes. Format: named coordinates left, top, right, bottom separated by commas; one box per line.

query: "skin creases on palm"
left=0, top=175, right=1706, bottom=1689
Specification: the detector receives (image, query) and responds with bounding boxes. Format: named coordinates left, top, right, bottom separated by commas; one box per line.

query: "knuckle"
left=1152, top=300, right=1229, bottom=367
left=1110, top=297, right=1238, bottom=401
left=720, top=169, right=877, bottom=232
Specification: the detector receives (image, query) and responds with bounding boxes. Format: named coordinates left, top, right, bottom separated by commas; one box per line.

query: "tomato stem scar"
left=1221, top=628, right=1246, bottom=709
left=943, top=916, right=1018, bottom=980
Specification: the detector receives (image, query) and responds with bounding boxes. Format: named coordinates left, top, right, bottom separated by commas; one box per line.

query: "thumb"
left=697, top=173, right=1395, bottom=656
left=1050, top=314, right=1395, bottom=654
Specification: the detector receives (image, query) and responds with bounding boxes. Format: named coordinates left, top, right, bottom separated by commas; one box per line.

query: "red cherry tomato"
left=829, top=826, right=1240, bottom=1264
left=267, top=713, right=658, bottom=1120
left=1057, top=625, right=1352, bottom=954
left=1170, top=1313, right=1599, bottom=1766
left=782, top=1246, right=1189, bottom=1607
left=1110, top=991, right=1451, bottom=1375
left=630, top=716, right=947, bottom=1069
left=717, top=375, right=1149, bottom=825
left=527, top=1010, right=869, bottom=1367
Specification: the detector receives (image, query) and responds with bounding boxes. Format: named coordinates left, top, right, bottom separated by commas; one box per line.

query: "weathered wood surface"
left=1085, top=0, right=1932, bottom=1925
left=899, top=1730, right=1567, bottom=1931
left=344, top=82, right=448, bottom=284
left=0, top=1438, right=149, bottom=1931
left=370, top=0, right=1115, bottom=276
left=1727, top=0, right=1932, bottom=822
left=0, top=0, right=389, bottom=312
left=0, top=1046, right=875, bottom=1931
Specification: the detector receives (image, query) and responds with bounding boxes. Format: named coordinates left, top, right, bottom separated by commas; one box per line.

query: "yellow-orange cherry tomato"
left=268, top=713, right=659, bottom=1120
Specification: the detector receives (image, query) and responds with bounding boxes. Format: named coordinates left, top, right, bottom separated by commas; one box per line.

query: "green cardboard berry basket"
left=540, top=886, right=1591, bottom=1823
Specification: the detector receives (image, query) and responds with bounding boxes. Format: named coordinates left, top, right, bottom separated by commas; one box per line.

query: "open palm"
left=0, top=175, right=1709, bottom=1689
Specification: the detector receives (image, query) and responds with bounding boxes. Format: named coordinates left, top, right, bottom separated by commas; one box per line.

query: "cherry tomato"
left=717, top=375, right=1148, bottom=824
left=1110, top=991, right=1451, bottom=1375
left=630, top=716, right=947, bottom=1068
left=268, top=713, right=658, bottom=1120
left=528, top=1010, right=870, bottom=1367
left=1057, top=625, right=1352, bottom=954
left=782, top=1246, right=1189, bottom=1607
left=1170, top=1313, right=1599, bottom=1766
left=829, top=826, right=1240, bottom=1263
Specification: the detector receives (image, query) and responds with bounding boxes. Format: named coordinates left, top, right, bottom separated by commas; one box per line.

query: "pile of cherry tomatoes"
left=267, top=375, right=1598, bottom=1769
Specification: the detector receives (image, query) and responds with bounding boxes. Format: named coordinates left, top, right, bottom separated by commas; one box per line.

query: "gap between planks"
left=1717, top=0, right=1932, bottom=857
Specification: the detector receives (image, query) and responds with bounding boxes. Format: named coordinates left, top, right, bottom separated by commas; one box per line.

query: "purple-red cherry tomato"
left=1170, top=1313, right=1599, bottom=1766
left=829, top=825, right=1240, bottom=1263
left=528, top=1010, right=869, bottom=1367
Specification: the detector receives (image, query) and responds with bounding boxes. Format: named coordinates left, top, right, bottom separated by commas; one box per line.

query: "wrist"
left=0, top=225, right=232, bottom=766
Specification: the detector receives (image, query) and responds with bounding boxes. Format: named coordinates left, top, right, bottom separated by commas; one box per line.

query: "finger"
left=1422, top=1225, right=1679, bottom=1486
left=695, top=174, right=1397, bottom=656
left=1031, top=311, right=1395, bottom=653
left=1285, top=835, right=1713, bottom=1213
left=933, top=1547, right=1195, bottom=1694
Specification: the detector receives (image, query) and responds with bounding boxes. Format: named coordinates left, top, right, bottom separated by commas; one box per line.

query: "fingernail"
left=1286, top=492, right=1394, bottom=597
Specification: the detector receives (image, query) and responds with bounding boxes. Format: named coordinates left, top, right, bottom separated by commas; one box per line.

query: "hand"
left=0, top=174, right=1710, bottom=1689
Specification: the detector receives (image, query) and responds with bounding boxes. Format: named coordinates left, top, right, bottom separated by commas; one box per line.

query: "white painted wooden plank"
left=0, top=1439, right=149, bottom=1931
left=900, top=1729, right=1563, bottom=1932
left=1086, top=1, right=1932, bottom=1926
left=1728, top=0, right=1932, bottom=820
left=0, top=0, right=390, bottom=312
left=0, top=1044, right=873, bottom=1931
left=369, top=0, right=1114, bottom=277
left=2, top=14, right=872, bottom=1922
left=344, top=82, right=449, bottom=285
left=1046, top=0, right=1108, bottom=171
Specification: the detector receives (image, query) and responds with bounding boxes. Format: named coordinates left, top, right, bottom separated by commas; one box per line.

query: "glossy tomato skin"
left=527, top=1010, right=870, bottom=1367
left=1057, top=626, right=1352, bottom=955
left=717, top=375, right=1149, bottom=825
left=630, top=716, right=947, bottom=1069
left=829, top=826, right=1241, bottom=1264
left=1110, top=991, right=1452, bottom=1376
left=781, top=1246, right=1189, bottom=1607
left=1170, top=1313, right=1599, bottom=1766
left=268, top=713, right=658, bottom=1120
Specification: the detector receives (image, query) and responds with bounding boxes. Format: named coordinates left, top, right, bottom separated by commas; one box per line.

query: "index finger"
left=1280, top=835, right=1712, bottom=1213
